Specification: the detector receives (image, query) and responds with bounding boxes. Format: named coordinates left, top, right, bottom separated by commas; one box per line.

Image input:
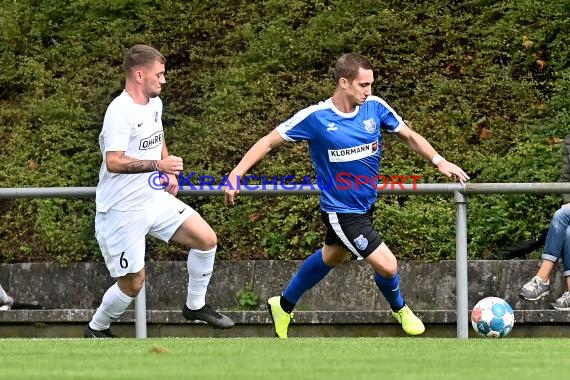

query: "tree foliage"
left=1, top=0, right=569, bottom=263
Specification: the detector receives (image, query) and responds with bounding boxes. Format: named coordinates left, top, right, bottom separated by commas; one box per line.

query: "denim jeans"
left=542, top=207, right=570, bottom=277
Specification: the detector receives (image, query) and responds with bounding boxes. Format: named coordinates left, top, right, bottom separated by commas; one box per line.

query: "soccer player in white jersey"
left=86, top=44, right=234, bottom=338
left=224, top=53, right=469, bottom=338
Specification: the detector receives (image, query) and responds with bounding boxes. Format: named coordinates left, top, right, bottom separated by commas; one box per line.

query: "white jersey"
left=96, top=91, right=164, bottom=212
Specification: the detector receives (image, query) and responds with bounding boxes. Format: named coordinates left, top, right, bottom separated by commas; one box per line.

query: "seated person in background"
left=520, top=133, right=570, bottom=310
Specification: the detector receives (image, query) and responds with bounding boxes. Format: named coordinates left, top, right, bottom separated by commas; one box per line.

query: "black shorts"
left=320, top=207, right=383, bottom=259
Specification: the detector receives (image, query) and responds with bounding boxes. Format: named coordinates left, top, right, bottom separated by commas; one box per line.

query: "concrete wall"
left=0, top=259, right=564, bottom=312
left=2, top=260, right=570, bottom=338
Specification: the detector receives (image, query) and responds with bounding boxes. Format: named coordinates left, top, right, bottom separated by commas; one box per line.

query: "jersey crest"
left=363, top=118, right=377, bottom=133
left=353, top=234, right=369, bottom=251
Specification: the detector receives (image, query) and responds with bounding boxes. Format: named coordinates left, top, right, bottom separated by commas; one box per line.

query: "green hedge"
left=1, top=0, right=569, bottom=264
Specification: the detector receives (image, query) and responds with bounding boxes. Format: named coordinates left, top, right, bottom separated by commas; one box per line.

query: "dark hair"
left=333, top=53, right=373, bottom=85
left=123, top=44, right=166, bottom=74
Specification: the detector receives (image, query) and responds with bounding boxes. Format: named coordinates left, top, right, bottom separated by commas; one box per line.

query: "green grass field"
left=0, top=337, right=568, bottom=379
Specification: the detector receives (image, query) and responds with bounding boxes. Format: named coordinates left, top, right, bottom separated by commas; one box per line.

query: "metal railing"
left=2, top=182, right=570, bottom=338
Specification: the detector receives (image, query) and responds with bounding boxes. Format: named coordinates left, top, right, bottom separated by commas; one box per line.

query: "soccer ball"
left=470, top=296, right=514, bottom=338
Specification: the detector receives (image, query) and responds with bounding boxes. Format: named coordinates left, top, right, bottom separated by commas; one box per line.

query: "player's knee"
left=205, top=231, right=218, bottom=249
left=322, top=246, right=347, bottom=266
left=128, top=283, right=144, bottom=297
left=197, top=232, right=217, bottom=251
left=383, top=261, right=398, bottom=278
left=324, top=253, right=347, bottom=266
left=118, top=272, right=145, bottom=297
left=118, top=282, right=142, bottom=297
left=383, top=254, right=398, bottom=276
left=373, top=256, right=398, bottom=278
left=553, top=207, right=570, bottom=224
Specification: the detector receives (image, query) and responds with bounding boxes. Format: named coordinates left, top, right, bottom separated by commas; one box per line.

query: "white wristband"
left=431, top=155, right=445, bottom=166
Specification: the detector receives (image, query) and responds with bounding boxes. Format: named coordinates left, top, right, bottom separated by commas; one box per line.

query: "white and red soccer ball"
left=471, top=296, right=515, bottom=338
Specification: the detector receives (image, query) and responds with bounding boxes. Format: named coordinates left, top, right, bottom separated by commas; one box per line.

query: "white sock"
left=186, top=246, right=216, bottom=310
left=89, top=283, right=134, bottom=331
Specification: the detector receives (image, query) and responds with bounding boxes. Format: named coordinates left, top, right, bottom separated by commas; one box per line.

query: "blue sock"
left=375, top=272, right=405, bottom=312
left=282, top=249, right=332, bottom=307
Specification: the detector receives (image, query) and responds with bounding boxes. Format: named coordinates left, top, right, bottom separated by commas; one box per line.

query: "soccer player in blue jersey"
left=224, top=53, right=469, bottom=338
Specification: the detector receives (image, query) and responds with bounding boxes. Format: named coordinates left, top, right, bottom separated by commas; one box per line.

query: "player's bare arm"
left=224, top=129, right=287, bottom=206
left=396, top=124, right=470, bottom=185
left=105, top=151, right=183, bottom=175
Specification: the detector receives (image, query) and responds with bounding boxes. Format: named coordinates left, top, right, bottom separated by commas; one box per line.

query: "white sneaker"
left=551, top=291, right=570, bottom=310
left=519, top=276, right=550, bottom=301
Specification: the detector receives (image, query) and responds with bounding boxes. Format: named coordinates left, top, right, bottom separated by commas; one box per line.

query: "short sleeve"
left=275, top=105, right=317, bottom=142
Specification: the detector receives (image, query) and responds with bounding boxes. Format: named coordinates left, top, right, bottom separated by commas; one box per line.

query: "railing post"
left=454, top=190, right=469, bottom=338
left=135, top=280, right=147, bottom=338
